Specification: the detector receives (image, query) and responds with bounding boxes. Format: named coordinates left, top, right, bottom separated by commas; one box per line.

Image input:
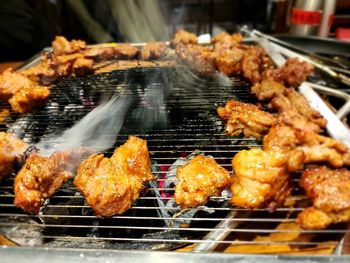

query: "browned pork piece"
left=263, top=123, right=350, bottom=168
left=270, top=88, right=327, bottom=130
left=215, top=47, right=245, bottom=76
left=0, top=68, right=51, bottom=113
left=211, top=32, right=243, bottom=54
left=263, top=124, right=305, bottom=172
left=217, top=100, right=277, bottom=138
left=14, top=149, right=90, bottom=214
left=9, top=86, right=51, bottom=114
left=263, top=58, right=314, bottom=87
left=296, top=130, right=350, bottom=168
left=241, top=46, right=273, bottom=84
left=251, top=80, right=285, bottom=101
left=297, top=166, right=350, bottom=229
left=83, top=43, right=139, bottom=61
left=0, top=69, right=33, bottom=101
left=52, top=36, right=87, bottom=55
left=231, top=148, right=291, bottom=210
left=170, top=29, right=198, bottom=48
left=0, top=132, right=28, bottom=182
left=140, top=42, right=167, bottom=60
left=174, top=155, right=231, bottom=208
left=74, top=136, right=155, bottom=217
left=175, top=43, right=216, bottom=76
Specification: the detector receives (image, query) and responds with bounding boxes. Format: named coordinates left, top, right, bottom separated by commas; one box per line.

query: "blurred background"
left=0, top=0, right=350, bottom=62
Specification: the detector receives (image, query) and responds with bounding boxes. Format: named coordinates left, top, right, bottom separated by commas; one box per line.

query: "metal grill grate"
left=0, top=67, right=349, bottom=253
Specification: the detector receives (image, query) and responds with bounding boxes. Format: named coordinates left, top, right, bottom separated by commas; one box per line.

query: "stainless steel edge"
left=1, top=246, right=350, bottom=263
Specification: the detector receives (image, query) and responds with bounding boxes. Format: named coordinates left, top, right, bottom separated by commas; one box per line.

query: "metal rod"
left=191, top=211, right=251, bottom=252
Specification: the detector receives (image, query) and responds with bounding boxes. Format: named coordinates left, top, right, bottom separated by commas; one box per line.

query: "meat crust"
left=174, top=155, right=231, bottom=208
left=297, top=167, right=350, bottom=229
left=74, top=136, right=155, bottom=217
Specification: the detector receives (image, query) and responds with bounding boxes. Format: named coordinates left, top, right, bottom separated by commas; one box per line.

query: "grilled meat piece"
left=297, top=167, right=350, bottom=229
left=74, top=136, right=155, bottom=217
left=242, top=47, right=273, bottom=84
left=72, top=57, right=94, bottom=77
left=170, top=30, right=198, bottom=48
left=263, top=124, right=305, bottom=172
left=84, top=44, right=139, bottom=61
left=0, top=69, right=33, bottom=101
left=52, top=36, right=86, bottom=56
left=0, top=68, right=51, bottom=113
left=9, top=86, right=51, bottom=114
left=231, top=148, right=291, bottom=210
left=296, top=130, right=350, bottom=168
left=175, top=43, right=216, bottom=76
left=270, top=88, right=326, bottom=131
left=278, top=110, right=321, bottom=134
left=0, top=132, right=28, bottom=182
left=264, top=123, right=350, bottom=168
left=95, top=60, right=176, bottom=74
left=217, top=100, right=277, bottom=138
left=14, top=149, right=89, bottom=214
left=140, top=42, right=167, bottom=60
left=263, top=58, right=314, bottom=87
left=215, top=48, right=244, bottom=76
left=174, top=155, right=231, bottom=208
left=251, top=80, right=285, bottom=101
left=211, top=32, right=243, bottom=54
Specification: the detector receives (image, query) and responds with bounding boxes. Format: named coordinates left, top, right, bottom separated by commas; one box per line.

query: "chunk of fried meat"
left=174, top=155, right=231, bottom=208
left=217, top=100, right=277, bottom=138
left=74, top=136, right=155, bottom=217
left=297, top=167, right=350, bottom=229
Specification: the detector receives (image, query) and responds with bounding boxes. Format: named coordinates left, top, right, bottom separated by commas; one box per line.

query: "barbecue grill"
left=1, top=50, right=350, bottom=262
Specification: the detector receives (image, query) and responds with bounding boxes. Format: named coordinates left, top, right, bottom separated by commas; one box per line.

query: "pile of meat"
left=214, top=47, right=350, bottom=229
left=1, top=30, right=349, bottom=232
left=0, top=37, right=167, bottom=114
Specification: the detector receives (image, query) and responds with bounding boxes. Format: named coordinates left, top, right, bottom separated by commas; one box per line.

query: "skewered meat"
left=251, top=80, right=285, bottom=101
left=215, top=48, right=244, bottom=76
left=14, top=149, right=89, bottom=214
left=231, top=148, right=291, bottom=210
left=263, top=58, right=314, bottom=87
left=74, top=136, right=155, bottom=217
left=140, top=42, right=167, bottom=60
left=9, top=86, right=51, bottom=114
left=0, top=132, right=28, bottom=182
left=217, top=100, right=277, bottom=138
left=174, top=155, right=231, bottom=208
left=175, top=43, right=216, bottom=76
left=297, top=167, right=350, bottom=229
left=170, top=30, right=198, bottom=48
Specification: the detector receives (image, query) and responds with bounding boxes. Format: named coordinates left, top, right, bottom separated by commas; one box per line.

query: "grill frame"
left=1, top=43, right=350, bottom=259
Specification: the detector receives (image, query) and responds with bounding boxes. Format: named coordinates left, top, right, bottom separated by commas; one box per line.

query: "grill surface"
left=0, top=66, right=349, bottom=254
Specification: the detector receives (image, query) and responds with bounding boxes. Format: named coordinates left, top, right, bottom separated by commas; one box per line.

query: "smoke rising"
left=36, top=95, right=132, bottom=156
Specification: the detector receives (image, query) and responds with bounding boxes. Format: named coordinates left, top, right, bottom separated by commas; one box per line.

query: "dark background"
left=0, top=0, right=349, bottom=62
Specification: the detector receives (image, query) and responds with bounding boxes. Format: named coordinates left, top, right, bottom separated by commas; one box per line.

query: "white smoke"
left=36, top=95, right=132, bottom=156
